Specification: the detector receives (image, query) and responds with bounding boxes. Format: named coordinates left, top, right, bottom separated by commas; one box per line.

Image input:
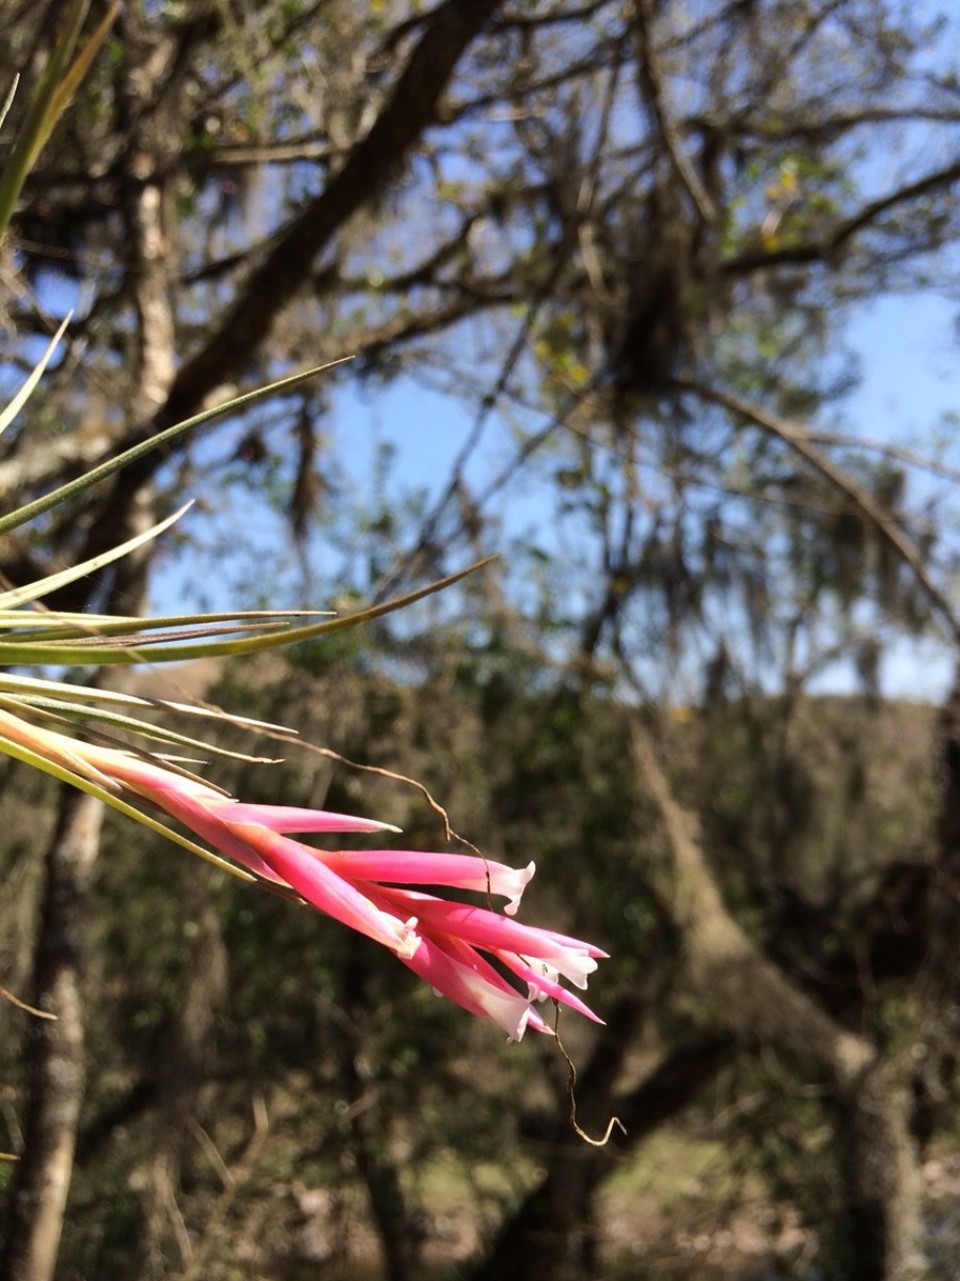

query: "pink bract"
left=0, top=706, right=605, bottom=1038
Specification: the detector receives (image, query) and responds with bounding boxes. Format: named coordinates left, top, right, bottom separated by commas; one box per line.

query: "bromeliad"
left=0, top=317, right=604, bottom=1042
left=0, top=701, right=604, bottom=1039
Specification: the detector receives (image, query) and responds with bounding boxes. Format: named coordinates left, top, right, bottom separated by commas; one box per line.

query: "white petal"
left=500, top=861, right=536, bottom=916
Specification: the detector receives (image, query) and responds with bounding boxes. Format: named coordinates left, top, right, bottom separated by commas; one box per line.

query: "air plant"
left=0, top=327, right=606, bottom=1038
left=0, top=7, right=605, bottom=1042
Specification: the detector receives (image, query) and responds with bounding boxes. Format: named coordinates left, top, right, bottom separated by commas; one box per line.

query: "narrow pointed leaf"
left=0, top=315, right=72, bottom=440
left=0, top=361, right=350, bottom=537
left=0, top=316, right=72, bottom=439
left=0, top=75, right=19, bottom=134
left=0, top=673, right=292, bottom=733
left=0, top=0, right=90, bottom=236
left=0, top=609, right=330, bottom=644
left=0, top=558, right=493, bottom=666
left=0, top=696, right=276, bottom=763
left=45, top=4, right=120, bottom=131
left=0, top=503, right=192, bottom=610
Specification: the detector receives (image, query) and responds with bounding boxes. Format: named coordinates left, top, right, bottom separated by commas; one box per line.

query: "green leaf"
left=0, top=502, right=192, bottom=610
left=0, top=672, right=291, bottom=734
left=0, top=694, right=276, bottom=763
left=0, top=1, right=119, bottom=239
left=0, top=557, right=494, bottom=666
left=0, top=316, right=71, bottom=439
left=0, top=360, right=350, bottom=538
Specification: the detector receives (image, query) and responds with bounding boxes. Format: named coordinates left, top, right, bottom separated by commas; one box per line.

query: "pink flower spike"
left=399, top=932, right=549, bottom=1040
left=381, top=893, right=604, bottom=988
left=241, top=826, right=422, bottom=959
left=0, top=707, right=608, bottom=1034
left=164, top=792, right=289, bottom=884
left=225, top=802, right=400, bottom=835
left=316, top=849, right=536, bottom=915
left=67, top=747, right=291, bottom=885
left=499, top=954, right=606, bottom=1024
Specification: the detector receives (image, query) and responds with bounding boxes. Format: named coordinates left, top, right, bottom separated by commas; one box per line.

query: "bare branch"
left=672, top=376, right=960, bottom=646
left=159, top=0, right=501, bottom=431
left=632, top=0, right=717, bottom=226
left=723, top=158, right=960, bottom=275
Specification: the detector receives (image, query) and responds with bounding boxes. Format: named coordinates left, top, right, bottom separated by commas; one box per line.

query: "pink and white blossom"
left=0, top=705, right=605, bottom=1038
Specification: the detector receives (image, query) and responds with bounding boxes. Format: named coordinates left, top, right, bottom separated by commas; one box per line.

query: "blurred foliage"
left=4, top=2, right=960, bottom=1278
left=0, top=636, right=942, bottom=1278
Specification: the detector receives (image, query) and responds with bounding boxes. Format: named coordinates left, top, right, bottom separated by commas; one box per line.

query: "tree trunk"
left=629, top=719, right=923, bottom=1281
left=471, top=1009, right=733, bottom=1281
left=834, top=1061, right=923, bottom=1281
left=2, top=24, right=177, bottom=1270
left=1, top=790, right=104, bottom=1281
left=135, top=899, right=228, bottom=1278
left=337, top=937, right=424, bottom=1281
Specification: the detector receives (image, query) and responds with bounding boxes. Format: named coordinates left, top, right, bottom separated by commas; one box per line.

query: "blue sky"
left=322, top=288, right=960, bottom=702
left=828, top=294, right=959, bottom=699
left=144, top=279, right=960, bottom=702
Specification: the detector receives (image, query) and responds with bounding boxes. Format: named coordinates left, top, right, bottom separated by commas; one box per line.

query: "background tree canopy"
left=3, top=2, right=960, bottom=1279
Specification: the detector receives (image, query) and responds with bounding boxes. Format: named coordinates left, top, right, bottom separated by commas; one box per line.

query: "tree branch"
left=723, top=158, right=960, bottom=275
left=671, top=376, right=960, bottom=647
left=632, top=0, right=717, bottom=227
left=629, top=715, right=923, bottom=1278
left=159, top=0, right=501, bottom=431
